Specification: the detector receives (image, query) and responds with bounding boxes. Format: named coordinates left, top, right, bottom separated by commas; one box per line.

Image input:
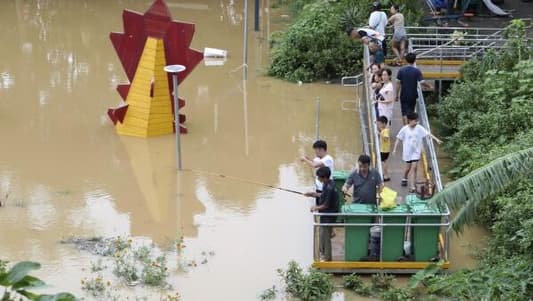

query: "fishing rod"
left=182, top=168, right=305, bottom=196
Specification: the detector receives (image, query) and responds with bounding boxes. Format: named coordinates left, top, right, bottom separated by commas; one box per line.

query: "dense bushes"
left=268, top=1, right=361, bottom=82
left=428, top=20, right=533, bottom=300
left=425, top=256, right=533, bottom=300
left=436, top=20, right=533, bottom=177
left=268, top=0, right=423, bottom=82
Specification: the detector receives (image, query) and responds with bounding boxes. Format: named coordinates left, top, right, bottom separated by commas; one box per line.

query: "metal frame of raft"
left=312, top=38, right=452, bottom=273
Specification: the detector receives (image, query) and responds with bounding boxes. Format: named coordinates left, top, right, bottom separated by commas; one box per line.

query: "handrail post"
left=362, top=45, right=383, bottom=177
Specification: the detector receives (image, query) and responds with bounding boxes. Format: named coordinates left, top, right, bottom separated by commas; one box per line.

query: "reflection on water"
left=0, top=0, right=481, bottom=300
left=0, top=72, right=15, bottom=90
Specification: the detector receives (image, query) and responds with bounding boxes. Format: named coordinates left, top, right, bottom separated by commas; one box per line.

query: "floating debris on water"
left=60, top=236, right=130, bottom=256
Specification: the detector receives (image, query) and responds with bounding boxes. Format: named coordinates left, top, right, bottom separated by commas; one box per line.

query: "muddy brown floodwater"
left=0, top=1, right=484, bottom=300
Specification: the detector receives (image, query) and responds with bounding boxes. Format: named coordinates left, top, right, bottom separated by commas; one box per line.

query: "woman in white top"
left=375, top=68, right=394, bottom=124
left=388, top=4, right=407, bottom=66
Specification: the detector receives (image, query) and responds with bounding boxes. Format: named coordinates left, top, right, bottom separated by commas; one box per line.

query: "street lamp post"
left=164, top=64, right=187, bottom=170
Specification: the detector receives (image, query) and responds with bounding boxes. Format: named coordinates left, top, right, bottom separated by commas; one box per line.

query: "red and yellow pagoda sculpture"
left=107, top=0, right=203, bottom=137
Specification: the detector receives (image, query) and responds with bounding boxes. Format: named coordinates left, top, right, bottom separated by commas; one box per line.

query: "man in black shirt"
left=306, top=166, right=339, bottom=261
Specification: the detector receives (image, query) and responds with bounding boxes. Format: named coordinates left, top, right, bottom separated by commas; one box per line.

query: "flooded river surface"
left=0, top=1, right=483, bottom=300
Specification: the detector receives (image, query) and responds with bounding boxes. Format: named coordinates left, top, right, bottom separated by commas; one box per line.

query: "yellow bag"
left=379, top=186, right=398, bottom=210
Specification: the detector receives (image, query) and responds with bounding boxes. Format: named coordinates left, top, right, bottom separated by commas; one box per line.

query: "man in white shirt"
left=301, top=140, right=335, bottom=204
left=392, top=112, right=442, bottom=193
left=368, top=2, right=388, bottom=56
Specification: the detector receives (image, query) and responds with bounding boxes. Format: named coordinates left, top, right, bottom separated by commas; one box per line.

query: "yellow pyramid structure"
left=117, top=37, right=175, bottom=137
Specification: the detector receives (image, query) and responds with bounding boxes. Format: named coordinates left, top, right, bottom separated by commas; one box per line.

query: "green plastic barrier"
left=405, top=194, right=426, bottom=206
left=342, top=203, right=375, bottom=261
left=332, top=170, right=350, bottom=207
left=410, top=203, right=441, bottom=261
left=380, top=204, right=409, bottom=261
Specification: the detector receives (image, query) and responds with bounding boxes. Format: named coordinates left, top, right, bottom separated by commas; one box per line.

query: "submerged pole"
left=243, top=0, right=249, bottom=80
left=164, top=65, right=187, bottom=170
left=254, top=0, right=260, bottom=31
left=315, top=97, right=320, bottom=140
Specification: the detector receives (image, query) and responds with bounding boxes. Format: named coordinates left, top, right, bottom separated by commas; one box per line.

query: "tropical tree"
left=431, top=147, right=533, bottom=232
left=0, top=261, right=77, bottom=301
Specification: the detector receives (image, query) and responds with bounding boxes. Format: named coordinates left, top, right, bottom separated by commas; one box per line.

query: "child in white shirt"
left=392, top=112, right=442, bottom=192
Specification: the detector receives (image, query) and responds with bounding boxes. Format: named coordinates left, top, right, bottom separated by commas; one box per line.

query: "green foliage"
left=439, top=60, right=533, bottom=177
left=407, top=261, right=443, bottom=290
left=90, top=259, right=106, bottom=273
left=433, top=21, right=533, bottom=232
left=437, top=22, right=533, bottom=179
left=258, top=286, right=277, bottom=301
left=276, top=261, right=334, bottom=301
left=342, top=273, right=363, bottom=290
left=460, top=20, right=531, bottom=81
left=113, top=252, right=140, bottom=284
left=0, top=260, right=7, bottom=274
left=425, top=20, right=533, bottom=301
left=81, top=275, right=106, bottom=297
left=268, top=0, right=423, bottom=82
left=0, top=261, right=77, bottom=301
left=380, top=288, right=414, bottom=301
left=133, top=246, right=152, bottom=264
left=486, top=181, right=533, bottom=261
left=273, top=0, right=315, bottom=17
left=342, top=273, right=372, bottom=296
left=141, top=255, right=168, bottom=287
left=268, top=1, right=361, bottom=82
left=426, top=256, right=533, bottom=300
left=370, top=274, right=395, bottom=292
left=430, top=147, right=533, bottom=232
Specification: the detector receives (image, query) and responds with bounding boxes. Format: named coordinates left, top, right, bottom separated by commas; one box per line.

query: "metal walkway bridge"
left=399, top=26, right=507, bottom=80
left=311, top=26, right=506, bottom=273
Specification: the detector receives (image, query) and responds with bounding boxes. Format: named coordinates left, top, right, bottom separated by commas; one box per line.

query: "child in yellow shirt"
left=377, top=116, right=391, bottom=181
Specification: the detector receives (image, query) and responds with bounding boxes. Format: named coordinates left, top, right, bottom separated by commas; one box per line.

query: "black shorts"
left=400, top=99, right=417, bottom=116
left=405, top=159, right=419, bottom=164
left=380, top=152, right=390, bottom=162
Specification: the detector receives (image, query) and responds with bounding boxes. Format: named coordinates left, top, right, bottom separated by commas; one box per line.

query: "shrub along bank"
left=268, top=0, right=423, bottom=82
left=429, top=19, right=533, bottom=300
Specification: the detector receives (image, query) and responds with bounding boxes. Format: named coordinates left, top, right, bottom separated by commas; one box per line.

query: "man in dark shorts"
left=308, top=166, right=339, bottom=261
left=342, top=154, right=384, bottom=204
left=395, top=53, right=433, bottom=124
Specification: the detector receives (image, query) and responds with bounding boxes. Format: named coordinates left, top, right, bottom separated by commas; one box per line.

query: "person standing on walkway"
left=369, top=2, right=388, bottom=57
left=370, top=64, right=383, bottom=118
left=395, top=53, right=433, bottom=125
left=392, top=112, right=442, bottom=193
left=301, top=140, right=335, bottom=204
left=342, top=154, right=383, bottom=205
left=388, top=4, right=407, bottom=65
left=377, top=116, right=391, bottom=182
left=309, top=166, right=338, bottom=262
left=375, top=68, right=394, bottom=123
left=369, top=40, right=385, bottom=68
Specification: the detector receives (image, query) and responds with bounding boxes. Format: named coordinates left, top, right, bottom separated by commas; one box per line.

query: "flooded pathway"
left=0, top=1, right=483, bottom=300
